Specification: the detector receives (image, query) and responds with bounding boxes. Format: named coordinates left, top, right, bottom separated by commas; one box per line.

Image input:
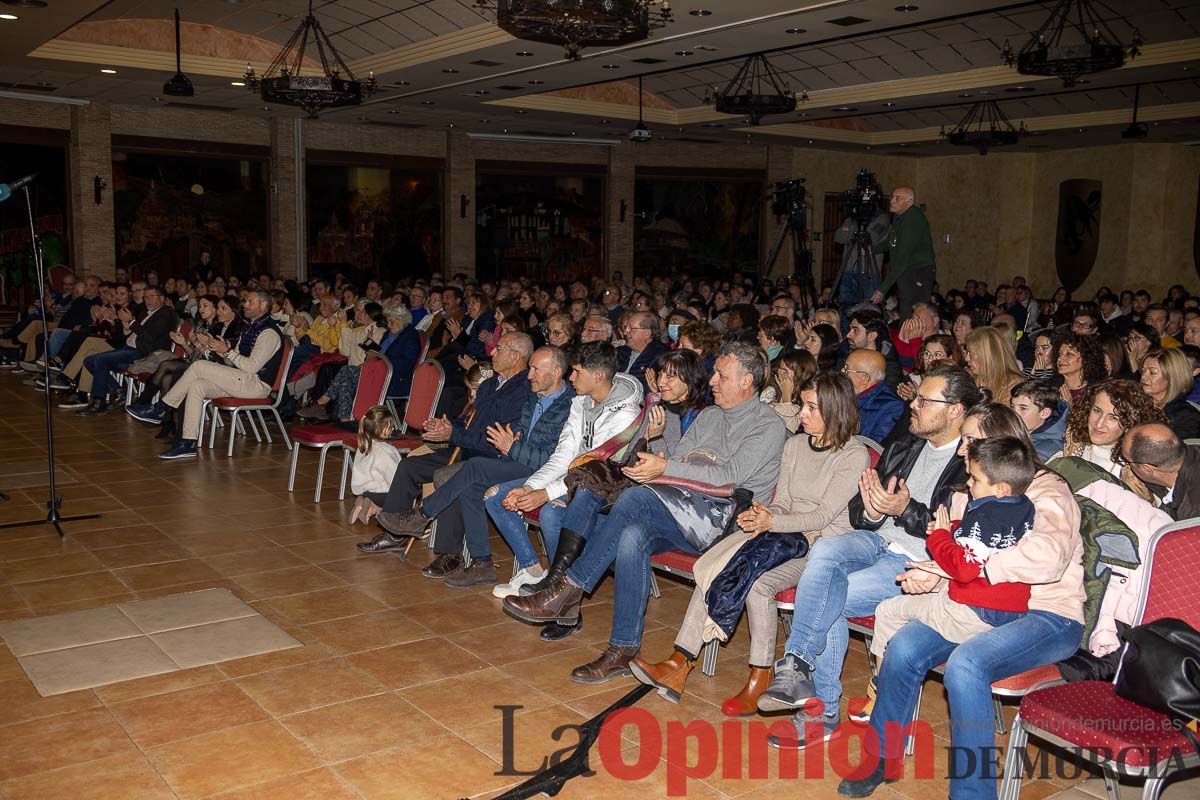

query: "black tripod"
left=763, top=198, right=815, bottom=316
left=829, top=219, right=882, bottom=308
left=0, top=179, right=101, bottom=539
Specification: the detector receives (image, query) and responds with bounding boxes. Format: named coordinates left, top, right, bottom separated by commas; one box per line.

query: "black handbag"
left=1114, top=618, right=1200, bottom=752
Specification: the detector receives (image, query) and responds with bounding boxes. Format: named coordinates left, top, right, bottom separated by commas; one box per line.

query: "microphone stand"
left=0, top=183, right=102, bottom=538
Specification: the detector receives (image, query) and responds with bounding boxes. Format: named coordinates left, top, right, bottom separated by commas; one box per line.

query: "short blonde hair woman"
left=963, top=326, right=1025, bottom=405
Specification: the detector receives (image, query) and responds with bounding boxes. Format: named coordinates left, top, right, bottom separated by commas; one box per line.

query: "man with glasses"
left=1070, top=309, right=1100, bottom=336
left=843, top=349, right=905, bottom=442
left=617, top=310, right=666, bottom=393
left=580, top=316, right=613, bottom=344
left=1120, top=423, right=1200, bottom=520
left=77, top=286, right=177, bottom=416
left=769, top=295, right=797, bottom=324
left=869, top=186, right=935, bottom=318
left=759, top=365, right=979, bottom=749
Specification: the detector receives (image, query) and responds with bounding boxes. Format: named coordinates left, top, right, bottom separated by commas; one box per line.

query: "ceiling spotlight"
left=785, top=27, right=806, bottom=34
left=883, top=101, right=896, bottom=107
left=689, top=9, right=712, bottom=15
left=895, top=4, right=919, bottom=10
left=600, top=119, right=610, bottom=124
left=602, top=64, right=620, bottom=69
left=100, top=68, right=117, bottom=74
left=516, top=50, right=534, bottom=56
left=396, top=80, right=411, bottom=86
left=515, top=109, right=528, bottom=114
left=230, top=81, right=246, bottom=87
left=675, top=50, right=693, bottom=56
left=421, top=100, right=435, bottom=105
left=528, top=79, right=544, bottom=85
left=442, top=68, right=459, bottom=74
left=958, top=93, right=973, bottom=98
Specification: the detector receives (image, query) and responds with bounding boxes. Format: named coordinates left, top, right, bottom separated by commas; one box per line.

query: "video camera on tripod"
left=843, top=169, right=884, bottom=227
left=769, top=178, right=807, bottom=227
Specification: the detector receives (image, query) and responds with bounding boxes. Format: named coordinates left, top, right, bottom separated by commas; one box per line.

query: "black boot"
left=521, top=528, right=586, bottom=597
left=155, top=408, right=177, bottom=441
left=135, top=383, right=156, bottom=407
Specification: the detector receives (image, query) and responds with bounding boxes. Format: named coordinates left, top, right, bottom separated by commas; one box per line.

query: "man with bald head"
left=844, top=349, right=906, bottom=442
left=1121, top=423, right=1200, bottom=520
left=617, top=310, right=667, bottom=393
left=870, top=185, right=935, bottom=318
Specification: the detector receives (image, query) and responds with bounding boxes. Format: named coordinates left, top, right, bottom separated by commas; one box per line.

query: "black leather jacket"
left=848, top=431, right=966, bottom=539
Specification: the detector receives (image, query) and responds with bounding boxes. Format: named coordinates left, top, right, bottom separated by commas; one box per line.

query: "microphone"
left=0, top=173, right=38, bottom=203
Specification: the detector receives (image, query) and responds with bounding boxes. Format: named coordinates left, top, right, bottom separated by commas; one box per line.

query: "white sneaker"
left=492, top=565, right=546, bottom=599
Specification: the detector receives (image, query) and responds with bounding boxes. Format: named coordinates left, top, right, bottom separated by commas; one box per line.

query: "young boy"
left=853, top=437, right=1037, bottom=721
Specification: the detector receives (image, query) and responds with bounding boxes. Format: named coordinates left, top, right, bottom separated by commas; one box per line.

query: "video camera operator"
left=834, top=171, right=890, bottom=313
left=870, top=186, right=936, bottom=318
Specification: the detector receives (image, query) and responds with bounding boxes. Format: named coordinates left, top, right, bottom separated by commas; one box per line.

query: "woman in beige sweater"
left=630, top=372, right=870, bottom=716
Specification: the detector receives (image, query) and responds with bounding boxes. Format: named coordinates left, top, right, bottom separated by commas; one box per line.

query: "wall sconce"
left=459, top=193, right=470, bottom=219
left=93, top=176, right=107, bottom=205
left=619, top=199, right=627, bottom=222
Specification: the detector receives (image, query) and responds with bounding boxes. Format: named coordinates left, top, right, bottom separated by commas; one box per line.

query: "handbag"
left=128, top=349, right=176, bottom=374
left=1114, top=617, right=1200, bottom=752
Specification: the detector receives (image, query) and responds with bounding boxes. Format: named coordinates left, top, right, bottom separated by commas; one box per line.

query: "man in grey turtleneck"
left=504, top=342, right=787, bottom=685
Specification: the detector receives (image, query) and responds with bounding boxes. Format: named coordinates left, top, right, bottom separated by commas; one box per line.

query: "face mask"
left=767, top=344, right=784, bottom=360
left=667, top=324, right=680, bottom=342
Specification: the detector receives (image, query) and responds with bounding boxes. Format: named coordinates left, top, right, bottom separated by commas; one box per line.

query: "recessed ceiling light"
left=883, top=101, right=896, bottom=107
left=421, top=100, right=435, bottom=105
left=448, top=123, right=455, bottom=128
left=442, top=68, right=459, bottom=74
left=0, top=13, right=17, bottom=19
left=396, top=80, right=410, bottom=86
left=100, top=68, right=117, bottom=74
left=600, top=119, right=610, bottom=124
left=895, top=4, right=919, bottom=11
left=262, top=106, right=271, bottom=111
left=515, top=50, right=534, bottom=56
left=528, top=79, right=544, bottom=85
left=674, top=50, right=693, bottom=56
left=785, top=27, right=806, bottom=34
left=689, top=9, right=712, bottom=16
left=958, top=93, right=972, bottom=98
left=602, top=64, right=620, bottom=69
left=480, top=118, right=490, bottom=123
left=230, top=81, right=245, bottom=87
left=515, top=109, right=528, bottom=114
left=570, top=131, right=576, bottom=136
left=388, top=109, right=400, bottom=114
left=831, top=106, right=857, bottom=112
left=474, top=90, right=491, bottom=95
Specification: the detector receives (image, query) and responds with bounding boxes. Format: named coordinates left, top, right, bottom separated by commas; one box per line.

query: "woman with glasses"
left=1052, top=331, right=1107, bottom=407
left=1139, top=347, right=1200, bottom=440
left=897, top=333, right=964, bottom=401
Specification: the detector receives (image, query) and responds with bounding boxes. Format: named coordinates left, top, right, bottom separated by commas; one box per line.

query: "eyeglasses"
left=840, top=365, right=871, bottom=378
left=1112, top=451, right=1148, bottom=468
left=911, top=395, right=955, bottom=408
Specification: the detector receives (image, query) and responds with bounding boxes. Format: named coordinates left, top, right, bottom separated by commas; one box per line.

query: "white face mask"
left=667, top=324, right=680, bottom=342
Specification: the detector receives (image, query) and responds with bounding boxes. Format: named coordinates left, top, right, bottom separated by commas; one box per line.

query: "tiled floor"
left=0, top=371, right=1195, bottom=799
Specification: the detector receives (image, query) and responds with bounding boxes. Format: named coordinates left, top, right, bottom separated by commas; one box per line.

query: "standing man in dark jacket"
left=756, top=365, right=979, bottom=748
left=871, top=186, right=935, bottom=318
left=355, top=332, right=535, bottom=555
left=1122, top=423, right=1200, bottom=520
left=381, top=346, right=575, bottom=587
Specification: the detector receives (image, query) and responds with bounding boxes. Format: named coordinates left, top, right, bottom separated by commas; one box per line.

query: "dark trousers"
left=895, top=264, right=936, bottom=318
left=376, top=450, right=453, bottom=514
left=424, top=457, right=534, bottom=559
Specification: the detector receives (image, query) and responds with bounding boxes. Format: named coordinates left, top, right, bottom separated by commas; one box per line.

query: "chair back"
left=271, top=339, right=294, bottom=396
left=1134, top=518, right=1200, bottom=630
left=402, top=360, right=445, bottom=433
left=352, top=355, right=393, bottom=421
left=417, top=331, right=430, bottom=363
left=173, top=320, right=193, bottom=357
left=48, top=265, right=73, bottom=294
left=856, top=435, right=884, bottom=454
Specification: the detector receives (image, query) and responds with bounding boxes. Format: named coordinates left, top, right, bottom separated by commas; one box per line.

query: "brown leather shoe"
left=502, top=576, right=583, bottom=626
left=570, top=644, right=640, bottom=685
left=721, top=665, right=774, bottom=717
left=629, top=650, right=694, bottom=703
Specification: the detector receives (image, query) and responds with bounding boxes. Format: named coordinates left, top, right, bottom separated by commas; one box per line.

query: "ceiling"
left=1, top=0, right=1199, bottom=155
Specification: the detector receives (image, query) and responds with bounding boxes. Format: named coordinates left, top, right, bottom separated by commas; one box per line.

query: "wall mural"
left=1055, top=178, right=1102, bottom=292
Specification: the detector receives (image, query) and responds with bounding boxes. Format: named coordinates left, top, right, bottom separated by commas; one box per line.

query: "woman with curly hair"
left=801, top=323, right=842, bottom=372
left=1056, top=378, right=1166, bottom=499
left=963, top=326, right=1025, bottom=405
left=1053, top=331, right=1108, bottom=407
left=1139, top=347, right=1200, bottom=440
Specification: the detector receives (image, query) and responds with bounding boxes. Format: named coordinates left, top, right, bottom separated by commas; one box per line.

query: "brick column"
left=444, top=132, right=475, bottom=279
left=68, top=102, right=115, bottom=278
left=270, top=118, right=301, bottom=279
left=606, top=145, right=635, bottom=280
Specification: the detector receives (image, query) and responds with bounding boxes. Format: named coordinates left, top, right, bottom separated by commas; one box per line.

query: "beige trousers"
left=869, top=591, right=995, bottom=660
left=65, top=337, right=113, bottom=390
left=162, top=360, right=269, bottom=440
left=18, top=320, right=56, bottom=361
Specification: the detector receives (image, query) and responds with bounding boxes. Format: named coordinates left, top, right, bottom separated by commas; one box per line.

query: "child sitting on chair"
left=349, top=405, right=402, bottom=524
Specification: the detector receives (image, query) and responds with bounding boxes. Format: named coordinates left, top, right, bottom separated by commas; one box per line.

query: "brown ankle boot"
left=721, top=665, right=774, bottom=717
left=570, top=644, right=640, bottom=685
left=629, top=651, right=694, bottom=703
left=502, top=576, right=583, bottom=626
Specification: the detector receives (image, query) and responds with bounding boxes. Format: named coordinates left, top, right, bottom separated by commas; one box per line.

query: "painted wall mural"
left=1055, top=178, right=1102, bottom=293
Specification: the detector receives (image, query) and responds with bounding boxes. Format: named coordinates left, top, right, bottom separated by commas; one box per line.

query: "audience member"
left=1122, top=423, right=1200, bottom=519
left=843, top=349, right=905, bottom=443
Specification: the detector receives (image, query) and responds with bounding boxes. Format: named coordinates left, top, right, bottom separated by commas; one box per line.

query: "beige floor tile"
left=0, top=677, right=99, bottom=726
left=346, top=636, right=489, bottom=690
left=15, top=571, right=129, bottom=611
left=146, top=719, right=321, bottom=800
left=0, top=706, right=138, bottom=781
left=93, top=663, right=226, bottom=704
left=335, top=735, right=514, bottom=800
left=113, top=557, right=224, bottom=591
left=19, top=635, right=179, bottom=695
left=151, top=614, right=303, bottom=668
left=118, top=587, right=256, bottom=633
left=235, top=657, right=385, bottom=716
left=231, top=565, right=346, bottom=600
left=400, top=667, right=557, bottom=734
left=109, top=680, right=269, bottom=748
left=0, top=603, right=141, bottom=656
left=281, top=693, right=446, bottom=762
left=0, top=750, right=174, bottom=800
left=208, top=768, right=360, bottom=799
left=301, top=608, right=431, bottom=655
left=262, top=586, right=386, bottom=626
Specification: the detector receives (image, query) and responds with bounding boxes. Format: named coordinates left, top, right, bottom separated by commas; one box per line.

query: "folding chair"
left=385, top=332, right=429, bottom=427
left=287, top=355, right=393, bottom=503
left=201, top=340, right=296, bottom=457
left=1000, top=518, right=1200, bottom=800
left=120, top=320, right=192, bottom=406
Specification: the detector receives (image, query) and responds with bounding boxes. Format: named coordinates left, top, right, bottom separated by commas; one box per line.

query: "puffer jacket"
left=524, top=373, right=644, bottom=500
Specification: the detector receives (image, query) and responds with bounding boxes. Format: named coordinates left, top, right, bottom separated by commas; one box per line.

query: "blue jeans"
left=868, top=611, right=1084, bottom=800
left=565, top=486, right=696, bottom=648
left=783, top=530, right=909, bottom=715
left=488, top=487, right=606, bottom=569
left=422, top=457, right=531, bottom=560
left=86, top=346, right=138, bottom=400
left=47, top=327, right=72, bottom=359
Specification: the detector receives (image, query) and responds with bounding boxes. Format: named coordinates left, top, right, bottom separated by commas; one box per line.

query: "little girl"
left=349, top=406, right=402, bottom=524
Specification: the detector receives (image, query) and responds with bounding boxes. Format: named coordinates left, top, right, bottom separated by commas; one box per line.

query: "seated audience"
left=1121, top=423, right=1200, bottom=519
left=896, top=333, right=964, bottom=402
left=1010, top=379, right=1068, bottom=460
left=846, top=310, right=904, bottom=388
left=1139, top=347, right=1200, bottom=440
left=767, top=350, right=816, bottom=433
left=77, top=286, right=178, bottom=416
left=963, top=326, right=1025, bottom=405
left=1053, top=331, right=1107, bottom=407
left=843, top=349, right=905, bottom=443
left=1055, top=378, right=1166, bottom=497
left=800, top=323, right=842, bottom=372
left=618, top=311, right=668, bottom=392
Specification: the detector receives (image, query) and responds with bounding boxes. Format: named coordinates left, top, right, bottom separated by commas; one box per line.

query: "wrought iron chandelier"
left=941, top=100, right=1025, bottom=155
left=1001, top=0, right=1141, bottom=88
left=241, top=1, right=377, bottom=117
left=713, top=54, right=796, bottom=125
left=474, top=0, right=674, bottom=61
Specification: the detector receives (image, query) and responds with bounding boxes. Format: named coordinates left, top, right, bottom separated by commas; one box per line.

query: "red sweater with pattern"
left=927, top=522, right=1032, bottom=612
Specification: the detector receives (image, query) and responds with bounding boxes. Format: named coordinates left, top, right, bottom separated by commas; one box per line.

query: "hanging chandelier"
left=1001, top=0, right=1141, bottom=88
left=474, top=0, right=674, bottom=61
left=941, top=100, right=1025, bottom=155
left=241, top=1, right=377, bottom=117
left=713, top=54, right=797, bottom=125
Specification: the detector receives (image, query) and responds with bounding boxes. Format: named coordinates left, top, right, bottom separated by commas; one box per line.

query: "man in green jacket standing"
left=870, top=186, right=935, bottom=317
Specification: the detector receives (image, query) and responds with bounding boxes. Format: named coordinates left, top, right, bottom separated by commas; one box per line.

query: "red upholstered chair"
left=385, top=332, right=429, bottom=426
left=1000, top=518, right=1200, bottom=800
left=122, top=320, right=193, bottom=406
left=48, top=265, right=73, bottom=294
left=287, top=354, right=393, bottom=503
left=199, top=339, right=295, bottom=457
